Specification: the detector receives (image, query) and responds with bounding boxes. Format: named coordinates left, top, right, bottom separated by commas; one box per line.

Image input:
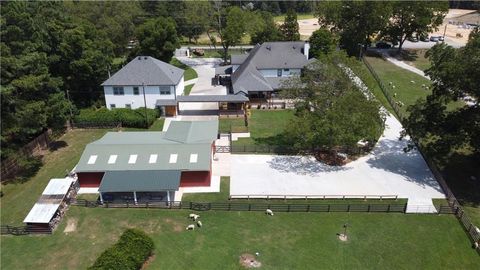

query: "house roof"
left=99, top=170, right=181, bottom=192
left=102, top=56, right=184, bottom=86
left=231, top=42, right=309, bottom=94
left=231, top=54, right=248, bottom=65
left=74, top=120, right=218, bottom=173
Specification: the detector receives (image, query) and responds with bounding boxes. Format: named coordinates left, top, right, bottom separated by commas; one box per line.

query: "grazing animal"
left=186, top=224, right=195, bottom=230
left=189, top=213, right=200, bottom=221
left=392, top=85, right=396, bottom=89
left=197, top=220, right=202, bottom=228
left=393, top=93, right=397, bottom=98
left=421, top=84, right=426, bottom=88
left=389, top=81, right=393, bottom=85
left=265, top=209, right=274, bottom=216
left=410, top=80, right=415, bottom=84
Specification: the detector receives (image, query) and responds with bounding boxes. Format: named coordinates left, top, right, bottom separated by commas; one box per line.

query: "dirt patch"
left=164, top=218, right=183, bottom=232
left=63, top=218, right=77, bottom=233
left=140, top=254, right=156, bottom=270
left=239, top=253, right=262, bottom=268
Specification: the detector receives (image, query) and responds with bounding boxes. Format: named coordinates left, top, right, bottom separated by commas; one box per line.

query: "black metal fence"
left=361, top=55, right=480, bottom=249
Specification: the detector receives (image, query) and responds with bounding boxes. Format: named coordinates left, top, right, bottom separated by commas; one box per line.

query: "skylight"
left=149, top=154, right=158, bottom=164
left=87, top=155, right=97, bottom=165
left=190, top=154, right=198, bottom=163
left=128, top=154, right=138, bottom=164
left=169, top=154, right=178, bottom=164
left=107, top=155, right=118, bottom=164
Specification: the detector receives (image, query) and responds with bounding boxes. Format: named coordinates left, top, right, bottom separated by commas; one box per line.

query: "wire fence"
left=361, top=55, right=480, bottom=250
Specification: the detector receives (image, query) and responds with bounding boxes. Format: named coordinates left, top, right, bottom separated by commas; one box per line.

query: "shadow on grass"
left=49, top=140, right=68, bottom=151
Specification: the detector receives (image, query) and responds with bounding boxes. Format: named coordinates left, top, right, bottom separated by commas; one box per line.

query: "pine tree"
left=280, top=9, right=300, bottom=41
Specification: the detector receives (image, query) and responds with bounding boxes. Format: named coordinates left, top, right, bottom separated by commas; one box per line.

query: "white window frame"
left=159, top=86, right=171, bottom=95
left=113, top=86, right=124, bottom=95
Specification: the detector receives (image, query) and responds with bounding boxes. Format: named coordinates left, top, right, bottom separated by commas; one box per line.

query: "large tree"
left=309, top=28, right=338, bottom=57
left=316, top=1, right=391, bottom=56
left=131, top=17, right=180, bottom=62
left=282, top=53, right=384, bottom=162
left=384, top=1, right=448, bottom=52
left=403, top=29, right=480, bottom=161
left=250, top=11, right=282, bottom=44
left=280, top=9, right=300, bottom=41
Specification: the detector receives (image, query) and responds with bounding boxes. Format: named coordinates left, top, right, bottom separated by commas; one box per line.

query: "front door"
left=165, top=106, right=177, bottom=116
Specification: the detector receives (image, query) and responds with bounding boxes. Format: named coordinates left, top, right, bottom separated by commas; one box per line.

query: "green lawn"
left=184, top=84, right=194, bottom=96
left=233, top=110, right=295, bottom=147
left=219, top=117, right=247, bottom=133
left=2, top=207, right=479, bottom=269
left=391, top=49, right=431, bottom=71
left=182, top=177, right=231, bottom=202
left=169, top=58, right=198, bottom=81
left=192, top=48, right=249, bottom=59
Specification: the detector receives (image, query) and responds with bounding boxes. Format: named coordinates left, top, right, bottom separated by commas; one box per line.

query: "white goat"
left=393, top=93, right=397, bottom=98
left=197, top=220, right=203, bottom=228
left=392, top=85, right=396, bottom=89
left=389, top=81, right=393, bottom=85
left=410, top=80, right=415, bottom=84
left=186, top=224, right=195, bottom=230
left=189, top=213, right=200, bottom=221
left=265, top=209, right=274, bottom=216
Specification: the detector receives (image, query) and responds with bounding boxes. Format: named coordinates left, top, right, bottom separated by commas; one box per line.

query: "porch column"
left=166, top=191, right=171, bottom=206
left=99, top=192, right=104, bottom=204
left=133, top=191, right=138, bottom=205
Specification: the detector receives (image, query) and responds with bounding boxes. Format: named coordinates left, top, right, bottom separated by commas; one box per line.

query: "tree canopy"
left=280, top=9, right=300, bottom=41
left=281, top=53, right=384, bottom=161
left=309, top=28, right=338, bottom=57
left=403, top=29, right=480, bottom=162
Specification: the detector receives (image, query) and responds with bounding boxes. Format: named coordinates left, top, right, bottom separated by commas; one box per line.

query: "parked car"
left=430, top=36, right=439, bottom=42
left=408, top=36, right=418, bottom=42
left=438, top=36, right=445, bottom=41
left=419, top=34, right=429, bottom=42
left=375, top=42, right=392, bottom=49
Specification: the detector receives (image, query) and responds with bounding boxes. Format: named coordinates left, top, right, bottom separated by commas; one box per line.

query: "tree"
left=309, top=28, right=338, bottom=57
left=384, top=1, right=448, bottom=52
left=316, top=1, right=391, bottom=56
left=183, top=2, right=213, bottom=43
left=280, top=9, right=300, bottom=41
left=132, top=17, right=180, bottom=62
left=213, top=6, right=248, bottom=64
left=403, top=28, right=480, bottom=161
left=282, top=53, right=384, bottom=162
left=250, top=11, right=282, bottom=44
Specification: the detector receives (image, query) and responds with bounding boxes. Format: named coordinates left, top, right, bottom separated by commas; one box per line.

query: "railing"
left=214, top=145, right=231, bottom=153
left=229, top=195, right=399, bottom=200
left=0, top=225, right=52, bottom=235
left=361, top=55, right=480, bottom=250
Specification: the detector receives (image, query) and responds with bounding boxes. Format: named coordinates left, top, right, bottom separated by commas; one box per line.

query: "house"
left=221, top=41, right=313, bottom=100
left=74, top=120, right=218, bottom=204
left=102, top=56, right=184, bottom=116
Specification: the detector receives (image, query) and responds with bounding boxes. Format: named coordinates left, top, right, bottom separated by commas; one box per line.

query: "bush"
left=74, top=108, right=160, bottom=128
left=89, top=229, right=154, bottom=270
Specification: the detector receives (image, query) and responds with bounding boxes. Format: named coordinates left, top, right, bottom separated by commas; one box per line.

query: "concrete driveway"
left=230, top=114, right=445, bottom=212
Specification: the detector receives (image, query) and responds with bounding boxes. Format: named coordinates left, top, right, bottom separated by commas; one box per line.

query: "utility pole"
left=142, top=83, right=148, bottom=128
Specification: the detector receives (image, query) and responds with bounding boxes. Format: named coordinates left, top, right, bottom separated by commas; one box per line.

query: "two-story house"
left=226, top=41, right=313, bottom=100
left=102, top=56, right=184, bottom=116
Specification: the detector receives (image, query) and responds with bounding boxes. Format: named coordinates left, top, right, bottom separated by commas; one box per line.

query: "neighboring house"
left=218, top=41, right=314, bottom=100
left=74, top=120, right=218, bottom=203
left=102, top=56, right=184, bottom=116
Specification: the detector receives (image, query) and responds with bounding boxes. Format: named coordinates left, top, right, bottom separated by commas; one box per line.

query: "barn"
left=74, top=120, right=218, bottom=204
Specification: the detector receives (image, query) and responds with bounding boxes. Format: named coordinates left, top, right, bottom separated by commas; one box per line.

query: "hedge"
left=74, top=108, right=160, bottom=128
left=89, top=229, right=154, bottom=270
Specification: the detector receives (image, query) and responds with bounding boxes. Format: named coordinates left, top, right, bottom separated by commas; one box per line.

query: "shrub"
left=74, top=108, right=159, bottom=128
left=89, top=229, right=154, bottom=270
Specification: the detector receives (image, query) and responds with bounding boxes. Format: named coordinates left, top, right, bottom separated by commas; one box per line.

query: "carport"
left=176, top=95, right=249, bottom=117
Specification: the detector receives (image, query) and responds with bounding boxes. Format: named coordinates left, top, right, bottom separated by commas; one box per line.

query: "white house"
left=227, top=41, right=313, bottom=99
left=102, top=56, right=184, bottom=116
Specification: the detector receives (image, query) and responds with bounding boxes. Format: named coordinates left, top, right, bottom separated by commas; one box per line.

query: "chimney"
left=304, top=42, right=310, bottom=60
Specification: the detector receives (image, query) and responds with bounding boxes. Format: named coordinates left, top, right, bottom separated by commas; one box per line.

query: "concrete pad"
left=230, top=114, right=445, bottom=204
left=181, top=175, right=221, bottom=193
left=78, top=187, right=99, bottom=194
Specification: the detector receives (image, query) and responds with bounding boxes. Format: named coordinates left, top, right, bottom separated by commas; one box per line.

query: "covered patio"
left=176, top=95, right=249, bottom=117
left=98, top=170, right=180, bottom=204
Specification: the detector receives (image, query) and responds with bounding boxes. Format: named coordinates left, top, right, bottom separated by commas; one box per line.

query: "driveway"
left=230, top=114, right=445, bottom=212
left=176, top=57, right=227, bottom=112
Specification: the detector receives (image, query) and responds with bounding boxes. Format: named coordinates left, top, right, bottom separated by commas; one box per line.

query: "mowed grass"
left=182, top=177, right=231, bottom=202
left=233, top=110, right=295, bottom=147
left=170, top=58, right=198, bottom=81
left=0, top=129, right=108, bottom=225
left=184, top=84, right=194, bottom=95
left=2, top=207, right=479, bottom=269
left=392, top=49, right=431, bottom=71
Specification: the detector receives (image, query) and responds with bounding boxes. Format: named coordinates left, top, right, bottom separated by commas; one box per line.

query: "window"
left=159, top=86, right=171, bottom=95
left=125, top=104, right=131, bottom=109
left=189, top=153, right=198, bottom=163
left=169, top=154, right=178, bottom=164
left=277, top=69, right=282, bottom=77
left=149, top=154, right=158, bottom=164
left=128, top=154, right=137, bottom=164
left=133, top=87, right=140, bottom=95
left=283, top=69, right=290, bottom=72
left=110, top=104, right=116, bottom=109
left=113, top=87, right=124, bottom=95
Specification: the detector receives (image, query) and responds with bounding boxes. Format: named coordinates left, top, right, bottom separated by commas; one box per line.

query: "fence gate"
left=215, top=133, right=231, bottom=153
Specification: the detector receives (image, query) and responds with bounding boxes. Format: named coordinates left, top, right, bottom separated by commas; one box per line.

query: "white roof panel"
left=128, top=154, right=138, bottom=164
left=42, top=178, right=74, bottom=195
left=23, top=203, right=60, bottom=224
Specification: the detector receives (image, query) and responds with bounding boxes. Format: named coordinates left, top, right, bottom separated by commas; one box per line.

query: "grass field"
left=184, top=84, right=194, bottom=96
left=391, top=49, right=431, bottom=71
left=192, top=48, right=249, bottom=59
left=170, top=58, right=198, bottom=81
left=274, top=13, right=315, bottom=22
left=232, top=110, right=295, bottom=147
left=1, top=207, right=479, bottom=269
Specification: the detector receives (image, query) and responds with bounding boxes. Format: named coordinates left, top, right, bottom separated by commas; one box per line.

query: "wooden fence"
left=0, top=225, right=52, bottom=235
left=1, top=129, right=52, bottom=182
left=70, top=199, right=461, bottom=215
left=229, top=194, right=399, bottom=200
left=71, top=121, right=122, bottom=129
left=362, top=55, right=480, bottom=249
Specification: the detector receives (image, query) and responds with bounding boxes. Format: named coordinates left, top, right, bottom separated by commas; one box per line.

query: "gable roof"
left=102, top=56, right=184, bottom=86
left=231, top=42, right=309, bottom=94
left=75, top=120, right=218, bottom=173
